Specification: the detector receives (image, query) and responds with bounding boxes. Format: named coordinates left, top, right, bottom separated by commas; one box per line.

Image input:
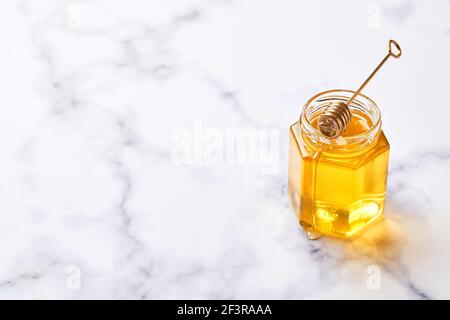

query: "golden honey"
left=288, top=90, right=389, bottom=238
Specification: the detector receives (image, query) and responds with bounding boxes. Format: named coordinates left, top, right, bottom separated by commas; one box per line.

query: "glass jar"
left=288, top=89, right=389, bottom=238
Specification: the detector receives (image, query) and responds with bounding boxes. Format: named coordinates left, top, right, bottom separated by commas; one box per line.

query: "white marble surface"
left=1, top=0, right=450, bottom=299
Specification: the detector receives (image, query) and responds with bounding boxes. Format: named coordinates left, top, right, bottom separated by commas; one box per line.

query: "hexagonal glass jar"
left=288, top=89, right=389, bottom=238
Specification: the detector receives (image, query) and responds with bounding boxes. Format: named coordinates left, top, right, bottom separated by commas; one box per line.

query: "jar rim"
left=300, top=89, right=381, bottom=148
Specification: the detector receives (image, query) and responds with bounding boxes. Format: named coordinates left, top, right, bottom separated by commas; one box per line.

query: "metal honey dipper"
left=318, top=39, right=402, bottom=138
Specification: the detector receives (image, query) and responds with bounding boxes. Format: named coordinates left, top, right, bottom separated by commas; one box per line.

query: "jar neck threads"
left=300, top=89, right=382, bottom=154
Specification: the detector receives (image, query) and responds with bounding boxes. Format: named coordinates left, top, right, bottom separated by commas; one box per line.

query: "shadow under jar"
left=288, top=89, right=389, bottom=239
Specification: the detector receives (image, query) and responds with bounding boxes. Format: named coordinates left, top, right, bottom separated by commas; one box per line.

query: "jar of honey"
left=288, top=89, right=389, bottom=239
left=288, top=40, right=401, bottom=239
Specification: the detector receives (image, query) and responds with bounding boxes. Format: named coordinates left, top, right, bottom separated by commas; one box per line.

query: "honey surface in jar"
left=288, top=109, right=389, bottom=238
